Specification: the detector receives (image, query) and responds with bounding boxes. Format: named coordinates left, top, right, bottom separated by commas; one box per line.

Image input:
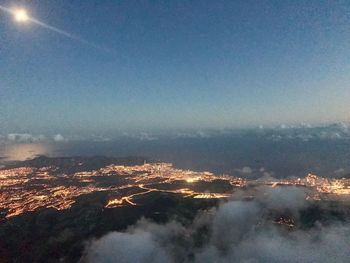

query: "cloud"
left=1, top=133, right=68, bottom=144
left=255, top=186, right=308, bottom=212
left=235, top=166, right=253, bottom=176
left=53, top=134, right=65, bottom=142
left=7, top=133, right=46, bottom=143
left=84, top=231, right=171, bottom=263
left=196, top=224, right=350, bottom=263
left=121, top=132, right=158, bottom=141
left=138, top=132, right=158, bottom=141
left=82, top=219, right=185, bottom=263
left=81, top=187, right=350, bottom=263
left=334, top=168, right=346, bottom=177
left=209, top=201, right=259, bottom=252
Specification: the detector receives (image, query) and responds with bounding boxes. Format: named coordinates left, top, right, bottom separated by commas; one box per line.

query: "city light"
left=1, top=162, right=349, bottom=219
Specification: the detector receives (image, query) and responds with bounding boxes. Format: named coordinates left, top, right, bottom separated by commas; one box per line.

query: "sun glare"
left=13, top=9, right=29, bottom=22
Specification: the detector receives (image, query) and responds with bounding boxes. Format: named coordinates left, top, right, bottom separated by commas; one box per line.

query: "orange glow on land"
left=186, top=177, right=199, bottom=183
left=193, top=193, right=231, bottom=199
left=1, top=162, right=350, bottom=219
left=3, top=143, right=52, bottom=161
left=106, top=197, right=136, bottom=208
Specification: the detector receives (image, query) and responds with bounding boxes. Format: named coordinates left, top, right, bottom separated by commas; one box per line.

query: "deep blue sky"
left=1, top=0, right=350, bottom=135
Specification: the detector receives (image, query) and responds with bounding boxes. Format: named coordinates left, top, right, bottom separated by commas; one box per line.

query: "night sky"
left=1, top=0, right=350, bottom=134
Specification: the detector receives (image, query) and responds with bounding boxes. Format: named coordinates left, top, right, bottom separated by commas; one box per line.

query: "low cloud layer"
left=81, top=187, right=350, bottom=263
left=53, top=134, right=66, bottom=142
left=0, top=133, right=67, bottom=144
left=7, top=133, right=46, bottom=143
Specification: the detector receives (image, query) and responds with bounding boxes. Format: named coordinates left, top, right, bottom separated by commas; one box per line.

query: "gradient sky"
left=1, top=0, right=350, bottom=134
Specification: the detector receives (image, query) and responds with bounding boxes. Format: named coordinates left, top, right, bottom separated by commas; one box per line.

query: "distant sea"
left=1, top=136, right=350, bottom=179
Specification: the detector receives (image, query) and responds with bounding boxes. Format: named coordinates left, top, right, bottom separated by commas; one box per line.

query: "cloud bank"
left=0, top=133, right=67, bottom=144
left=81, top=187, right=350, bottom=263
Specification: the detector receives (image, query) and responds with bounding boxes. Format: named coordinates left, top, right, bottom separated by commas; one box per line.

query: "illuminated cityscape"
left=1, top=162, right=349, bottom=219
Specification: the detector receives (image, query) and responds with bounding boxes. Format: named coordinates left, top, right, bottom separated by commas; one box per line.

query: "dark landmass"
left=1, top=192, right=349, bottom=263
left=0, top=191, right=217, bottom=263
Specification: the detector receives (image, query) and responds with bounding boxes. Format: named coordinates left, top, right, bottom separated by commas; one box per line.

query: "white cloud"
left=235, top=166, right=253, bottom=176
left=84, top=231, right=171, bottom=263
left=53, top=134, right=65, bottom=142
left=7, top=133, right=46, bottom=143
left=82, top=187, right=350, bottom=263
left=3, top=133, right=67, bottom=143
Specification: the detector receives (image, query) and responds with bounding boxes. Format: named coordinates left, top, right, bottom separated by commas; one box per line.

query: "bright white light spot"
left=186, top=178, right=198, bottom=183
left=13, top=9, right=29, bottom=22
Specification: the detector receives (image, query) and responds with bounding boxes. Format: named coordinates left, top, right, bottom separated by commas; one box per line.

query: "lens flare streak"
left=0, top=5, right=113, bottom=53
